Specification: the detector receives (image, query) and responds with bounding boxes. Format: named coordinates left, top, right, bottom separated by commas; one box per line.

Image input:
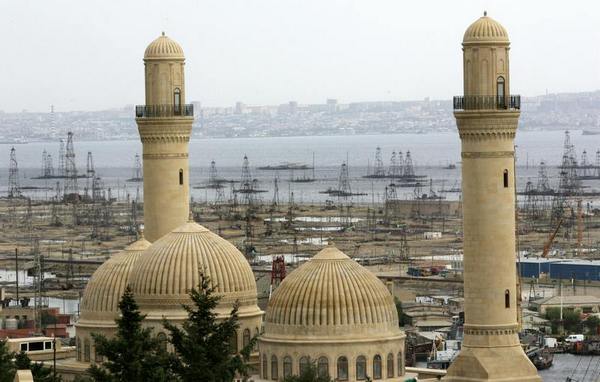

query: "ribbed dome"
left=463, top=13, right=509, bottom=45
left=79, top=236, right=152, bottom=323
left=264, top=246, right=401, bottom=339
left=129, top=221, right=260, bottom=317
left=144, top=32, right=185, bottom=60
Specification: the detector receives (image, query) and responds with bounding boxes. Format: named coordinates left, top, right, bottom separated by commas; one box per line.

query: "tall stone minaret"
left=444, top=13, right=540, bottom=382
left=136, top=33, right=193, bottom=242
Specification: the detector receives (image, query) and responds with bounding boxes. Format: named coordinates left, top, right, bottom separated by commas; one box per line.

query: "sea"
left=2, top=129, right=600, bottom=205
left=1, top=130, right=599, bottom=379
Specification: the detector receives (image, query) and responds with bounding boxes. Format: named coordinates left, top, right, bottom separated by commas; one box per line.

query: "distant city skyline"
left=1, top=0, right=599, bottom=112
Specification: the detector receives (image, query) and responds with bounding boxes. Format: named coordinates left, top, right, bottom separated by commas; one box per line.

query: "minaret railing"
left=135, top=104, right=194, bottom=118
left=453, top=95, right=520, bottom=111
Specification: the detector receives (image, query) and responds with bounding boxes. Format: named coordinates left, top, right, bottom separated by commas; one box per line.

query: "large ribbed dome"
left=129, top=221, right=259, bottom=318
left=144, top=32, right=185, bottom=60
left=463, top=13, right=509, bottom=45
left=265, top=246, right=401, bottom=339
left=79, top=236, right=151, bottom=323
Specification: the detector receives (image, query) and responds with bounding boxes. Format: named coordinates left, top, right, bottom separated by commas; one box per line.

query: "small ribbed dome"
left=144, top=32, right=185, bottom=60
left=129, top=221, right=259, bottom=317
left=264, top=246, right=401, bottom=339
left=79, top=236, right=151, bottom=323
left=463, top=13, right=509, bottom=44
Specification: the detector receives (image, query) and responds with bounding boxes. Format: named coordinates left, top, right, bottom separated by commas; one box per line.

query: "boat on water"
left=258, top=162, right=312, bottom=170
left=582, top=130, right=600, bottom=136
left=526, top=347, right=553, bottom=370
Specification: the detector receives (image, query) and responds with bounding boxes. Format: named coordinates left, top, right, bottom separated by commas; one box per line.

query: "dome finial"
left=189, top=209, right=195, bottom=223
left=138, top=225, right=144, bottom=239
left=161, top=31, right=165, bottom=36
left=483, top=10, right=487, bottom=16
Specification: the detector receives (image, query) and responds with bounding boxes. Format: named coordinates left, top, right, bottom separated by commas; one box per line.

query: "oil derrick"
left=399, top=231, right=410, bottom=261
left=271, top=175, right=280, bottom=208
left=383, top=182, right=399, bottom=225
left=559, top=131, right=580, bottom=192
left=523, top=180, right=540, bottom=222
left=372, top=147, right=385, bottom=177
left=239, top=155, right=255, bottom=205
left=536, top=161, right=551, bottom=193
left=58, top=139, right=65, bottom=177
left=388, top=151, right=403, bottom=179
left=208, top=161, right=225, bottom=204
left=580, top=150, right=590, bottom=177
left=92, top=175, right=105, bottom=203
left=85, top=151, right=95, bottom=199
left=411, top=182, right=424, bottom=218
left=129, top=200, right=138, bottom=234
left=337, top=162, right=352, bottom=197
left=41, top=150, right=54, bottom=178
left=64, top=132, right=78, bottom=199
left=54, top=181, right=61, bottom=201
left=404, top=150, right=415, bottom=178
left=128, top=153, right=143, bottom=182
left=595, top=150, right=600, bottom=177
left=577, top=199, right=584, bottom=255
left=50, top=201, right=61, bottom=227
left=8, top=147, right=21, bottom=198
left=23, top=198, right=33, bottom=230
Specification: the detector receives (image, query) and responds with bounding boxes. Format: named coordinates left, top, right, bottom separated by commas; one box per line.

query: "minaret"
left=444, top=13, right=540, bottom=382
left=136, top=33, right=193, bottom=242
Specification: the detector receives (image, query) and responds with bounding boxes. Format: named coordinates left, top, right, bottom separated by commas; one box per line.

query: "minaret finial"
left=483, top=10, right=487, bottom=16
left=189, top=209, right=195, bottom=223
left=161, top=31, right=165, bottom=36
left=138, top=225, right=144, bottom=239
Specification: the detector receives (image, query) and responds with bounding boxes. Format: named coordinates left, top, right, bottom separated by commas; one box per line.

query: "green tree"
left=584, top=315, right=600, bottom=335
left=394, top=297, right=405, bottom=326
left=87, top=286, right=174, bottom=382
left=545, top=308, right=583, bottom=334
left=13, top=351, right=60, bottom=382
left=0, top=339, right=15, bottom=382
left=163, top=273, right=255, bottom=382
left=282, top=360, right=331, bottom=382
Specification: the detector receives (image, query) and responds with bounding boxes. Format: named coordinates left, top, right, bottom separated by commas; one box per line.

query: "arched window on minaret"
left=179, top=169, right=184, bottom=185
left=497, top=76, right=505, bottom=108
left=174, top=88, right=181, bottom=115
left=505, top=289, right=510, bottom=308
left=503, top=169, right=509, bottom=188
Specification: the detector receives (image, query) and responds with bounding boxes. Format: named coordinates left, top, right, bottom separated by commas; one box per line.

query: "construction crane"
left=542, top=218, right=563, bottom=258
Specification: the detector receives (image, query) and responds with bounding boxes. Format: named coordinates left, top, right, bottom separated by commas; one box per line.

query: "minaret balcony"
left=453, top=95, right=520, bottom=111
left=135, top=104, right=194, bottom=118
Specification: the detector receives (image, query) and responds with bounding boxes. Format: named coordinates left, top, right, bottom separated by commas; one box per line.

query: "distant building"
left=530, top=295, right=600, bottom=315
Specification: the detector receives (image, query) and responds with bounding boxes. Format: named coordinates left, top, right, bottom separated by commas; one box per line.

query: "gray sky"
left=1, top=0, right=599, bottom=112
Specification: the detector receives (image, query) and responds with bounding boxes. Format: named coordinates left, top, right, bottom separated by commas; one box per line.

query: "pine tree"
left=88, top=286, right=174, bottom=382
left=163, top=273, right=256, bottom=382
left=0, top=339, right=15, bottom=382
left=13, top=351, right=59, bottom=382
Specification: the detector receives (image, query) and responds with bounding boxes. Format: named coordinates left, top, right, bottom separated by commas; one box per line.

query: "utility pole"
left=15, top=248, right=19, bottom=303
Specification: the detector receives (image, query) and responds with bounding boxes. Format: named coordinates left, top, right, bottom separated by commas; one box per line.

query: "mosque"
left=57, top=12, right=540, bottom=382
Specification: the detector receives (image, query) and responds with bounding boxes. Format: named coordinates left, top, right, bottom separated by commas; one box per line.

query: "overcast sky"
left=1, top=0, right=599, bottom=112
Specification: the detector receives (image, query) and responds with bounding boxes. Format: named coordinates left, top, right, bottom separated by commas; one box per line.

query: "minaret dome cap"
left=463, top=13, right=509, bottom=45
left=144, top=33, right=185, bottom=60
